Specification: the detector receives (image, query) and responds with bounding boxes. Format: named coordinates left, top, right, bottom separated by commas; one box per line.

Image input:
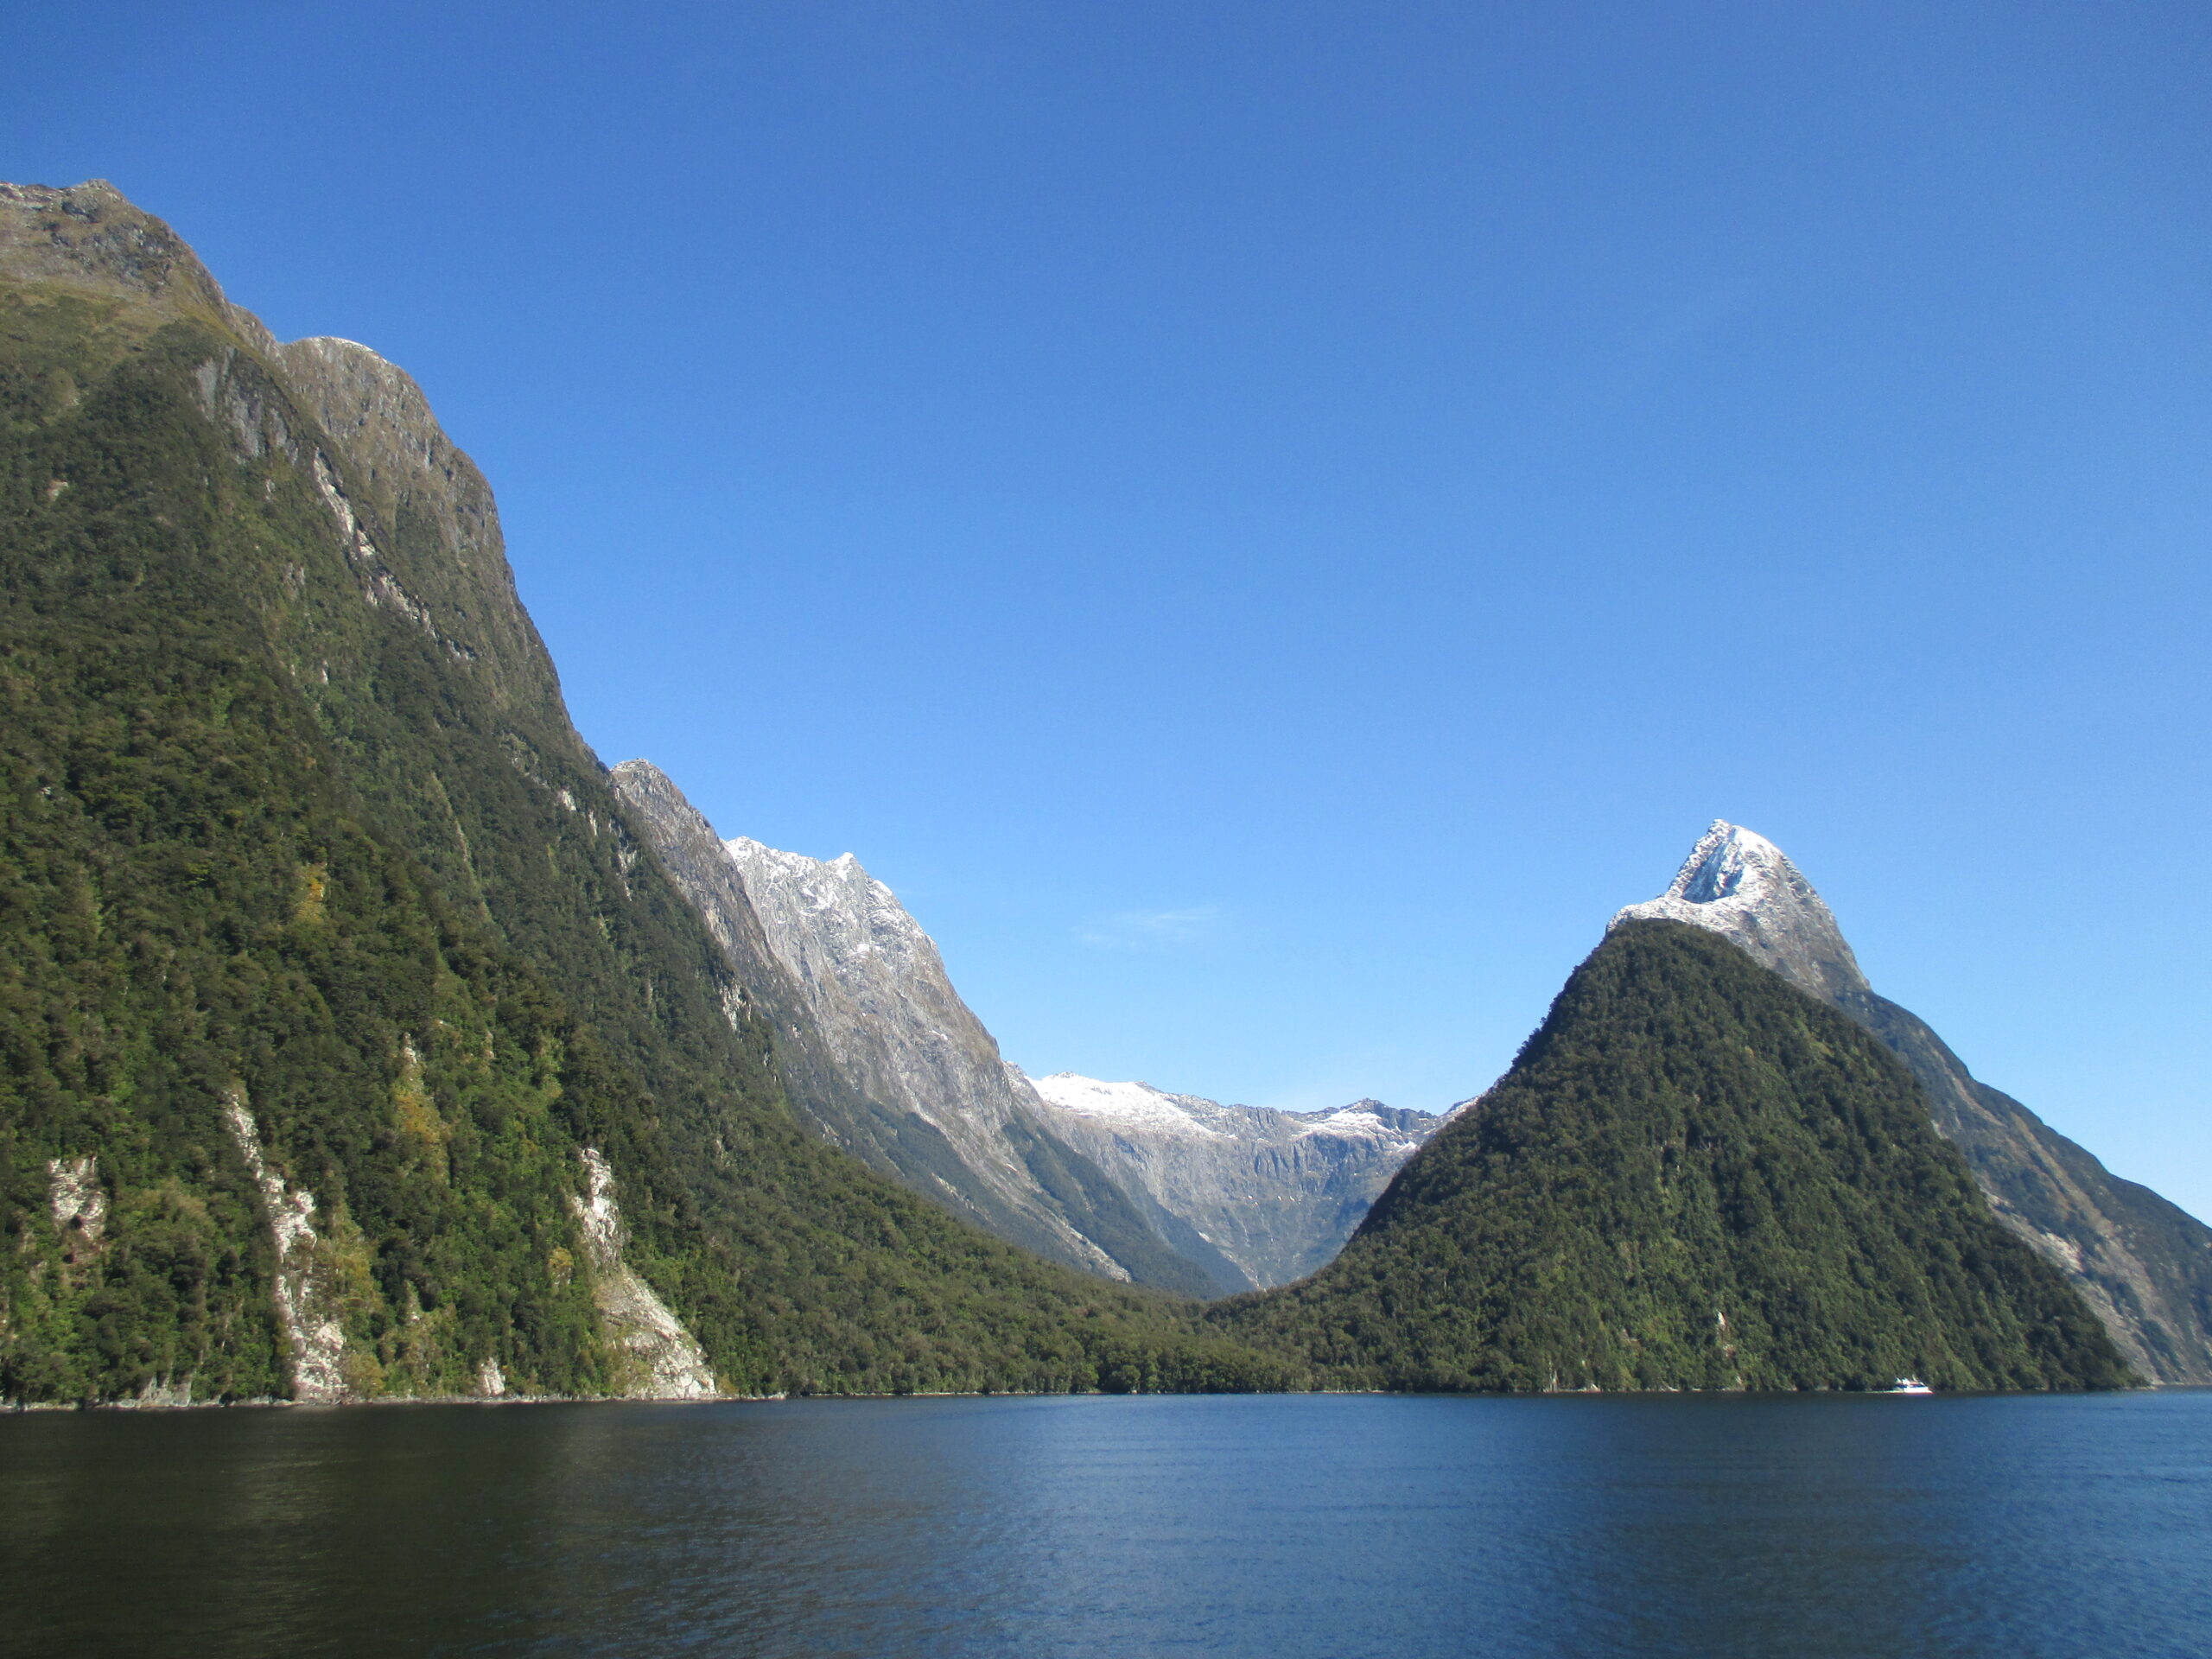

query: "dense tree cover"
left=0, top=280, right=1292, bottom=1401
left=1219, top=921, right=2137, bottom=1392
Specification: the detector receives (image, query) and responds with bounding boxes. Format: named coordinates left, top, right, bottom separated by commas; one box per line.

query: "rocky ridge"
left=1023, top=1074, right=1442, bottom=1289
left=1615, top=821, right=2212, bottom=1384
left=610, top=764, right=1225, bottom=1294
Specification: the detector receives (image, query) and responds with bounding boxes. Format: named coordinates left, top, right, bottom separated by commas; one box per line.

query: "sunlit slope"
left=612, top=760, right=1224, bottom=1295
left=0, top=181, right=1287, bottom=1401
left=1224, top=920, right=2134, bottom=1392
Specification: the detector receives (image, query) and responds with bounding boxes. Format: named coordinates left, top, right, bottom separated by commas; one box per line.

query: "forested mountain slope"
left=0, top=180, right=1286, bottom=1402
left=1618, top=822, right=2212, bottom=1385
left=1224, top=921, right=2134, bottom=1392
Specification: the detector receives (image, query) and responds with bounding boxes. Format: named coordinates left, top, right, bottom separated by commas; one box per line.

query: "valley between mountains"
left=3, top=181, right=2204, bottom=1404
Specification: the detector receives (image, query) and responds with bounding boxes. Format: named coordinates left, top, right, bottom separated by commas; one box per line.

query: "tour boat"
left=1885, top=1376, right=1933, bottom=1394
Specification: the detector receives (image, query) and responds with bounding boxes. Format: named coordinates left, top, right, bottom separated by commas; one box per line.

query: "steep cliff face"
left=609, top=762, right=1183, bottom=1287
left=1616, top=821, right=2212, bottom=1385
left=0, top=180, right=1290, bottom=1402
left=606, top=763, right=874, bottom=1127
left=268, top=334, right=560, bottom=716
left=622, top=795, right=1224, bottom=1294
left=1024, top=1075, right=1440, bottom=1290
left=612, top=763, right=1441, bottom=1295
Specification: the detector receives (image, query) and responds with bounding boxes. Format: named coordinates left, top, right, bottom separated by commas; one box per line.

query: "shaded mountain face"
left=1224, top=921, right=2135, bottom=1393
left=1023, top=1075, right=1441, bottom=1290
left=1618, top=822, right=2212, bottom=1386
left=609, top=763, right=1221, bottom=1294
left=0, top=180, right=1291, bottom=1402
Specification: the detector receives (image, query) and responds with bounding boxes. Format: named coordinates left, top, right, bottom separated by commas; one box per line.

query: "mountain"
left=611, top=772, right=1440, bottom=1297
left=1023, top=1074, right=1441, bottom=1290
left=609, top=762, right=1221, bottom=1294
left=0, top=179, right=1290, bottom=1402
left=1224, top=919, right=2137, bottom=1391
left=1617, top=822, right=2212, bottom=1386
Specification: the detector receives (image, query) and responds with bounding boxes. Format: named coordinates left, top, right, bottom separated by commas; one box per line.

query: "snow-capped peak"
left=1611, top=820, right=1871, bottom=1002
left=1022, top=1074, right=1435, bottom=1147
left=1657, top=820, right=1794, bottom=907
left=724, top=837, right=933, bottom=969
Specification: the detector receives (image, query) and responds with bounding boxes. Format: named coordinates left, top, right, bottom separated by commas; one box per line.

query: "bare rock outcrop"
left=610, top=761, right=1223, bottom=1294
left=570, top=1150, right=716, bottom=1400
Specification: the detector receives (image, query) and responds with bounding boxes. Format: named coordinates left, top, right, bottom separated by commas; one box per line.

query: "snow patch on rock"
left=1024, top=1073, right=1232, bottom=1138
left=720, top=835, right=1135, bottom=1281
left=1023, top=1072, right=1442, bottom=1288
left=1611, top=820, right=1870, bottom=1003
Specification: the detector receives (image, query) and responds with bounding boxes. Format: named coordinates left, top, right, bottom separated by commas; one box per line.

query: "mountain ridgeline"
left=608, top=761, right=1227, bottom=1295
left=0, top=181, right=2173, bottom=1402
left=610, top=760, right=1441, bottom=1297
left=1021, top=1074, right=1442, bottom=1290
left=0, top=180, right=1290, bottom=1402
left=1223, top=921, right=2136, bottom=1392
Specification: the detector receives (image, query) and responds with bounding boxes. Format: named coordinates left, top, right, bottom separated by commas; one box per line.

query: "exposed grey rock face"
left=219, top=1092, right=348, bottom=1403
left=608, top=761, right=884, bottom=1142
left=613, top=759, right=1441, bottom=1296
left=571, top=1149, right=716, bottom=1400
left=1023, top=1075, right=1442, bottom=1290
left=609, top=762, right=1223, bottom=1294
left=1615, top=820, right=2212, bottom=1385
left=1616, top=821, right=1868, bottom=1001
left=45, top=1155, right=105, bottom=1241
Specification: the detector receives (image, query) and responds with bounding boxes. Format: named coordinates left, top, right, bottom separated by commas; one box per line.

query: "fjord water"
left=3, top=1394, right=2207, bottom=1657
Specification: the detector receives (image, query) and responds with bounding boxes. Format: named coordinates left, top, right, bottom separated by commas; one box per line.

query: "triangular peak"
left=1613, top=820, right=1870, bottom=1004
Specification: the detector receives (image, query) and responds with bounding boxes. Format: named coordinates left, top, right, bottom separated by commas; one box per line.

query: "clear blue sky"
left=10, top=3, right=2209, bottom=1218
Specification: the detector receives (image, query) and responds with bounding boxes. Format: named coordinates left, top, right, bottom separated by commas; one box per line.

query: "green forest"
left=1220, top=919, right=2135, bottom=1392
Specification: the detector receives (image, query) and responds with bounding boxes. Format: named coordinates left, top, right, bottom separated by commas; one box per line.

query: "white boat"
left=1885, top=1376, right=1933, bottom=1394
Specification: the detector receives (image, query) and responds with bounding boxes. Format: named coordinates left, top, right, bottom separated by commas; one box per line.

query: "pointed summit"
left=1226, top=919, right=2134, bottom=1392
left=1609, top=817, right=2212, bottom=1386
left=1612, top=820, right=1870, bottom=1004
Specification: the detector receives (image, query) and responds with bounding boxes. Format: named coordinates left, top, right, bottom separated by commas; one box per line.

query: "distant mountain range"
left=1, top=179, right=2196, bottom=1401
left=1022, top=1075, right=1441, bottom=1291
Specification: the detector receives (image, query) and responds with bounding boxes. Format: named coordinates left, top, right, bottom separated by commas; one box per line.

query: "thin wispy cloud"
left=1077, top=905, right=1225, bottom=950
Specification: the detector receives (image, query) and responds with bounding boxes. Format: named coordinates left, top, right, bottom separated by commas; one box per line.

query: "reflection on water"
left=3, top=1391, right=2208, bottom=1657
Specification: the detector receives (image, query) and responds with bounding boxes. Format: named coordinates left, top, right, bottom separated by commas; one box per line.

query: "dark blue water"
left=3, top=1391, right=2208, bottom=1657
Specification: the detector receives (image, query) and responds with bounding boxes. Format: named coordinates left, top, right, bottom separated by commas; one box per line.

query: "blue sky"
left=10, top=3, right=2209, bottom=1218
